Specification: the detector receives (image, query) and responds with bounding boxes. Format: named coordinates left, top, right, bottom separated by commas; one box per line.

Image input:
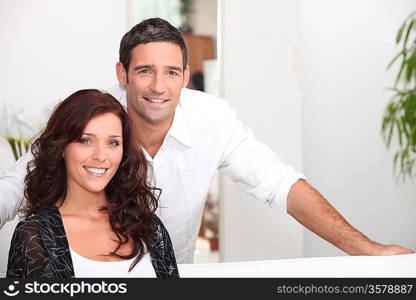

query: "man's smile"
left=143, top=96, right=169, bottom=104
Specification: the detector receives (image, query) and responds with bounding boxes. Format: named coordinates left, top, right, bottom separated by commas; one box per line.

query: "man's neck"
left=130, top=113, right=174, bottom=158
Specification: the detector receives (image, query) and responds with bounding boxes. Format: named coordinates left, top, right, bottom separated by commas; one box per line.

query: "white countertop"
left=178, top=254, right=416, bottom=277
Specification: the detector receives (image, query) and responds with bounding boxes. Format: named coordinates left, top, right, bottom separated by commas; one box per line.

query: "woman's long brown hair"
left=23, top=89, right=159, bottom=271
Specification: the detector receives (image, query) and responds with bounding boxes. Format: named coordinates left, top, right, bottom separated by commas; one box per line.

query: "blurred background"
left=1, top=0, right=416, bottom=276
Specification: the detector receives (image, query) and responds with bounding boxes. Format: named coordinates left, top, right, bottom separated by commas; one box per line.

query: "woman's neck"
left=58, top=185, right=108, bottom=219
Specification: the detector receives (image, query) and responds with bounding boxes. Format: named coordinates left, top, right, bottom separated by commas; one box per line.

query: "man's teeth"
left=147, top=98, right=166, bottom=103
left=86, top=167, right=107, bottom=174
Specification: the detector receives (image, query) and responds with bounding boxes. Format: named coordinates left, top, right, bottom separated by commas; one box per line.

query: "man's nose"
left=150, top=73, right=166, bottom=94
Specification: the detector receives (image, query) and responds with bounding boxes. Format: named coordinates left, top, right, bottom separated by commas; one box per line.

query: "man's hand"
left=367, top=243, right=415, bottom=256
left=287, top=179, right=415, bottom=256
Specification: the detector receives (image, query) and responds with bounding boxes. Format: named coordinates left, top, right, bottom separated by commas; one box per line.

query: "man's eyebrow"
left=133, top=64, right=155, bottom=71
left=133, top=64, right=183, bottom=72
left=167, top=66, right=183, bottom=72
left=82, top=133, right=122, bottom=138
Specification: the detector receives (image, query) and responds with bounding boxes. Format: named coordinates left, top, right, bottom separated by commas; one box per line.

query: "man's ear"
left=116, top=62, right=128, bottom=86
left=182, top=65, right=190, bottom=88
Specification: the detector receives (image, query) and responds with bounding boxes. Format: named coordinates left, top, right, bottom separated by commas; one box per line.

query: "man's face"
left=117, top=42, right=189, bottom=126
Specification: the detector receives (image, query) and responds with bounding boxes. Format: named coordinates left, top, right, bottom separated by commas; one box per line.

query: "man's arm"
left=0, top=151, right=31, bottom=228
left=287, top=179, right=414, bottom=255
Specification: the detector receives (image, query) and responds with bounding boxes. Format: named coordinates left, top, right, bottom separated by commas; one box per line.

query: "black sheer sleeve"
left=6, top=218, right=49, bottom=278
left=150, top=217, right=180, bottom=278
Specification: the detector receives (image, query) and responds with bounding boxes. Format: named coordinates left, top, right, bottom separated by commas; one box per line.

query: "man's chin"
left=141, top=112, right=174, bottom=126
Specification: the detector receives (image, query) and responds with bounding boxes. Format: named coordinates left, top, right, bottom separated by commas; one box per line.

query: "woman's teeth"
left=85, top=167, right=107, bottom=175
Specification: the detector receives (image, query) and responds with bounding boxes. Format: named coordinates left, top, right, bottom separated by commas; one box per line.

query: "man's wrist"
left=356, top=240, right=382, bottom=256
left=339, top=233, right=378, bottom=256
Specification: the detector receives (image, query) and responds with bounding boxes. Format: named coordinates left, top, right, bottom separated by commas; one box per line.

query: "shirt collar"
left=166, top=101, right=192, bottom=148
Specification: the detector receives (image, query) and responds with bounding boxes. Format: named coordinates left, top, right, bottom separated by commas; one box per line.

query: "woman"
left=7, top=89, right=178, bottom=278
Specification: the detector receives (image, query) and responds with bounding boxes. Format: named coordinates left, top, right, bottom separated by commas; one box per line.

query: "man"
left=0, top=18, right=413, bottom=263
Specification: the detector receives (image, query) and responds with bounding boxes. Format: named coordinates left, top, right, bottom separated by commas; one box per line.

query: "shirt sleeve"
left=218, top=118, right=306, bottom=213
left=0, top=151, right=32, bottom=228
left=150, top=217, right=179, bottom=278
left=6, top=218, right=49, bottom=278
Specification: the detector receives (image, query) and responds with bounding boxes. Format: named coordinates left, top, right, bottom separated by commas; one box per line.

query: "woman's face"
left=63, top=113, right=123, bottom=195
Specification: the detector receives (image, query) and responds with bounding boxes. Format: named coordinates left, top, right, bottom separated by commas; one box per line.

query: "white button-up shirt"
left=0, top=86, right=305, bottom=264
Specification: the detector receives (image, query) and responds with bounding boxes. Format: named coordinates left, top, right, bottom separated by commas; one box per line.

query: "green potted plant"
left=178, top=0, right=194, bottom=33
left=0, top=104, right=31, bottom=161
left=382, top=11, right=416, bottom=182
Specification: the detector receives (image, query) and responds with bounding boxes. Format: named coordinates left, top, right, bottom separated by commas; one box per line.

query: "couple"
left=5, top=17, right=414, bottom=278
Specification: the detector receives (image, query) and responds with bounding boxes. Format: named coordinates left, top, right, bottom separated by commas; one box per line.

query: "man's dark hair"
left=119, top=18, right=188, bottom=72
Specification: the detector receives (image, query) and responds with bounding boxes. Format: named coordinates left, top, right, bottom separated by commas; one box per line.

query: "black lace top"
left=6, top=205, right=179, bottom=278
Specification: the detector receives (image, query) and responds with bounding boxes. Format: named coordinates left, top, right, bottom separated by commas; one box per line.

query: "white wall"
left=188, top=0, right=217, bottom=57
left=219, top=0, right=304, bottom=261
left=188, top=0, right=217, bottom=38
left=219, top=0, right=416, bottom=261
left=0, top=0, right=127, bottom=274
left=300, top=0, right=416, bottom=257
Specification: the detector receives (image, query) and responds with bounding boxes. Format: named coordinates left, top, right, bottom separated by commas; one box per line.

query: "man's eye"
left=108, top=140, right=120, bottom=147
left=79, top=138, right=91, bottom=144
left=168, top=71, right=178, bottom=76
left=138, top=69, right=150, bottom=74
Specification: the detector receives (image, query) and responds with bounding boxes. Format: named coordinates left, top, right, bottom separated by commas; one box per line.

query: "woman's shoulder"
left=7, top=206, right=70, bottom=278
left=150, top=215, right=175, bottom=252
left=152, top=215, right=169, bottom=235
left=15, top=206, right=61, bottom=234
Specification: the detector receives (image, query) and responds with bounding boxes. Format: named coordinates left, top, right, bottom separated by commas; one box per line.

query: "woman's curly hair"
left=23, top=89, right=159, bottom=271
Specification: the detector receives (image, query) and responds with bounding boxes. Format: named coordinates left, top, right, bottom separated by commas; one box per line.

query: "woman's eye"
left=108, top=140, right=120, bottom=147
left=79, top=138, right=91, bottom=144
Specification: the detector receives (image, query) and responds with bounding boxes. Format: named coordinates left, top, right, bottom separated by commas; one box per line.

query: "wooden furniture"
left=182, top=33, right=215, bottom=90
left=182, top=33, right=217, bottom=246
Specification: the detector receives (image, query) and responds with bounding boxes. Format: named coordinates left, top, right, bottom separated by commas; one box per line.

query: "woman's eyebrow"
left=82, top=133, right=122, bottom=138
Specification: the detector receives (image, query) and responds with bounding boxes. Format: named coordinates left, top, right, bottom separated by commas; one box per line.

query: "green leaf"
left=396, top=118, right=404, bottom=146
left=396, top=58, right=407, bottom=84
left=6, top=138, right=19, bottom=161
left=400, top=116, right=410, bottom=141
left=23, top=138, right=30, bottom=153
left=386, top=120, right=395, bottom=148
left=396, top=23, right=405, bottom=44
left=407, top=52, right=416, bottom=82
left=384, top=12, right=416, bottom=182
left=400, top=149, right=408, bottom=174
left=408, top=157, right=414, bottom=177
left=411, top=126, right=416, bottom=151
left=393, top=151, right=400, bottom=172
left=403, top=19, right=415, bottom=50
left=387, top=50, right=406, bottom=69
